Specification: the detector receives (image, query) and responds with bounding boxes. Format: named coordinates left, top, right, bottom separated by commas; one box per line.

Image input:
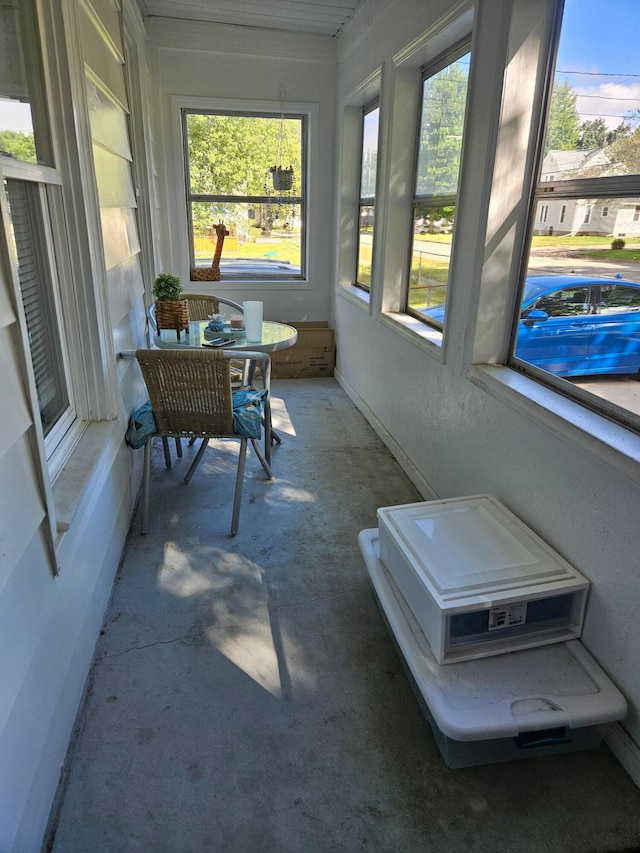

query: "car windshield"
left=522, top=278, right=555, bottom=305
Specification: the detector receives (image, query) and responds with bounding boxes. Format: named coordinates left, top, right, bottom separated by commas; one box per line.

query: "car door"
left=586, top=284, right=640, bottom=374
left=515, top=285, right=595, bottom=375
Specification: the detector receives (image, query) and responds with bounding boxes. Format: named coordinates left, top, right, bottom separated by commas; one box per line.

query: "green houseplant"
left=152, top=272, right=190, bottom=337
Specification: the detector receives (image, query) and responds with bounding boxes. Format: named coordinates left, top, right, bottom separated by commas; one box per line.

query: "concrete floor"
left=48, top=379, right=640, bottom=853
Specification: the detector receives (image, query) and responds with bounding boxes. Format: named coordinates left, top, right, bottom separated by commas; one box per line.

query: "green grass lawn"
left=582, top=248, right=640, bottom=260
left=196, top=236, right=301, bottom=265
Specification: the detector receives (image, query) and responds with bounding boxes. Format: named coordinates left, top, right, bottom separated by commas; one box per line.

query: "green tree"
left=578, top=118, right=607, bottom=149
left=547, top=79, right=580, bottom=151
left=610, top=126, right=640, bottom=173
left=185, top=113, right=302, bottom=236
left=0, top=130, right=36, bottom=163
left=607, top=121, right=632, bottom=145
left=416, top=59, right=469, bottom=196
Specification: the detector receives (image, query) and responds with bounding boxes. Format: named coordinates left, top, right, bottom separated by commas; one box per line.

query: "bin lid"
left=359, top=528, right=627, bottom=741
left=377, top=495, right=588, bottom=604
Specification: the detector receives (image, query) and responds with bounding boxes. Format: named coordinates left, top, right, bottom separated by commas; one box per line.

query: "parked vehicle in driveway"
left=421, top=274, right=640, bottom=377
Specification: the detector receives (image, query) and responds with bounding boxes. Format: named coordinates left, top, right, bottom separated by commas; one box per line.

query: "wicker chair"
left=135, top=348, right=273, bottom=536
left=183, top=293, right=243, bottom=321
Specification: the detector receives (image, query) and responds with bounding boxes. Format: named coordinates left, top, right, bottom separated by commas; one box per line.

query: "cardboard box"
left=271, top=321, right=335, bottom=379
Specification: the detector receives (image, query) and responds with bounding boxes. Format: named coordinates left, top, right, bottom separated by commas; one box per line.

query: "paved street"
left=527, top=245, right=640, bottom=282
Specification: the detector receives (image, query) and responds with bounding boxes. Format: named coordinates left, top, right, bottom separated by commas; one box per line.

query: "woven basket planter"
left=154, top=298, right=190, bottom=334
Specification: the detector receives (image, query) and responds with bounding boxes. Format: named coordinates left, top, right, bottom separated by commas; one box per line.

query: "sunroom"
left=1, top=0, right=640, bottom=850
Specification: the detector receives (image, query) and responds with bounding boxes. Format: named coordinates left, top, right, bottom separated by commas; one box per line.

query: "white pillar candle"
left=243, top=301, right=263, bottom=342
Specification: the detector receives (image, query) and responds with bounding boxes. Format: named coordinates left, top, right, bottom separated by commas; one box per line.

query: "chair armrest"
left=147, top=303, right=158, bottom=333
left=215, top=295, right=244, bottom=314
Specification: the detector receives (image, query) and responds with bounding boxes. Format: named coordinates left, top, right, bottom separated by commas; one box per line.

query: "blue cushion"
left=125, top=401, right=158, bottom=448
left=232, top=388, right=268, bottom=439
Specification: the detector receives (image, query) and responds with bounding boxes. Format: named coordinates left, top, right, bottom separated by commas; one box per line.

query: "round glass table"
left=153, top=320, right=298, bottom=352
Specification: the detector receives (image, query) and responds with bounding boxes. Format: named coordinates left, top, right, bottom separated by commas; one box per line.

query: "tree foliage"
left=185, top=112, right=302, bottom=235
left=610, top=127, right=640, bottom=173
left=578, top=118, right=607, bottom=150
left=547, top=79, right=580, bottom=151
left=415, top=58, right=469, bottom=196
left=0, top=130, right=36, bottom=163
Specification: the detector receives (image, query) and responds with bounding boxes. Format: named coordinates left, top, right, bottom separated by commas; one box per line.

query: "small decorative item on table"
left=207, top=314, right=226, bottom=332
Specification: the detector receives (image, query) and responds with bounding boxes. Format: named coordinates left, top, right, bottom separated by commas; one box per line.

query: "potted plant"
left=270, top=165, right=294, bottom=192
left=152, top=272, right=190, bottom=337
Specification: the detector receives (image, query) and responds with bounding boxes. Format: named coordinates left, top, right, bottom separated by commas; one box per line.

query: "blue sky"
left=558, top=0, right=640, bottom=128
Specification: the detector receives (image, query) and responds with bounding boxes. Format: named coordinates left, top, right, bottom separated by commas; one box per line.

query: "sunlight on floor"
left=159, top=543, right=315, bottom=699
left=269, top=395, right=295, bottom=436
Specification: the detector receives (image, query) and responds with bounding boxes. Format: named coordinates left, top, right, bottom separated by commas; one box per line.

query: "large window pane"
left=513, top=0, right=640, bottom=429
left=357, top=205, right=374, bottom=288
left=190, top=201, right=302, bottom=278
left=408, top=48, right=470, bottom=325
left=408, top=205, right=454, bottom=323
left=183, top=110, right=305, bottom=280
left=542, top=1, right=640, bottom=182
left=4, top=178, right=71, bottom=437
left=356, top=103, right=379, bottom=290
left=415, top=56, right=469, bottom=197
left=0, top=0, right=51, bottom=166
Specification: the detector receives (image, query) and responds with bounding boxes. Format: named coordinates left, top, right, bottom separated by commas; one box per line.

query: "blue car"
left=421, top=274, right=640, bottom=377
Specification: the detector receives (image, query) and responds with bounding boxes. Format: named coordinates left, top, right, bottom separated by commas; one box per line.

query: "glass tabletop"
left=154, top=320, right=298, bottom=352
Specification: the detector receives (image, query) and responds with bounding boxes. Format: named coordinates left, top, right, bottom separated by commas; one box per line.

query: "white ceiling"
left=136, top=0, right=366, bottom=37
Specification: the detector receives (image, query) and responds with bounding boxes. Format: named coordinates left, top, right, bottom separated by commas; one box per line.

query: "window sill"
left=52, top=419, right=123, bottom=541
left=338, top=284, right=371, bottom=311
left=189, top=277, right=312, bottom=290
left=380, top=311, right=444, bottom=358
left=468, top=364, right=640, bottom=485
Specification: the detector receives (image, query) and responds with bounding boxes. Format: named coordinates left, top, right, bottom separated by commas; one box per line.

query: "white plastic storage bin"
left=377, top=495, right=589, bottom=664
left=358, top=528, right=627, bottom=768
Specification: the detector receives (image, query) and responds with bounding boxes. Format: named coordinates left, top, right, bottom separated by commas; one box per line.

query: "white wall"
left=146, top=19, right=338, bottom=323
left=334, top=0, right=640, bottom=785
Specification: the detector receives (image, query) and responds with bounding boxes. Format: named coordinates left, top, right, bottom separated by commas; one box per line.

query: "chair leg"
left=250, top=438, right=274, bottom=480
left=175, top=437, right=183, bottom=458
left=141, top=438, right=152, bottom=534
left=231, top=438, right=248, bottom=536
left=184, top=438, right=209, bottom=484
left=162, top=436, right=172, bottom=468
left=263, top=399, right=272, bottom=464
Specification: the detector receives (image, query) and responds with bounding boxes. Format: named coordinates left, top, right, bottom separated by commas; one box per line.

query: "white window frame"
left=355, top=98, right=380, bottom=292
left=170, top=96, right=316, bottom=290
left=3, top=173, right=78, bottom=461
left=336, top=67, right=383, bottom=313
left=467, top=0, right=640, bottom=476
left=505, top=0, right=640, bottom=436
left=405, top=38, right=472, bottom=333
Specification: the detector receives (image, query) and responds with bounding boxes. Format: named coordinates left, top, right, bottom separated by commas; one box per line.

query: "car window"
left=526, top=287, right=590, bottom=317
left=598, top=285, right=640, bottom=315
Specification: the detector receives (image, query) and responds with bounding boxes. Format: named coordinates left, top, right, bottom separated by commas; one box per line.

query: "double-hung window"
left=182, top=109, right=306, bottom=281
left=407, top=42, right=471, bottom=329
left=356, top=101, right=379, bottom=290
left=511, top=0, right=640, bottom=430
left=0, top=0, right=78, bottom=466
